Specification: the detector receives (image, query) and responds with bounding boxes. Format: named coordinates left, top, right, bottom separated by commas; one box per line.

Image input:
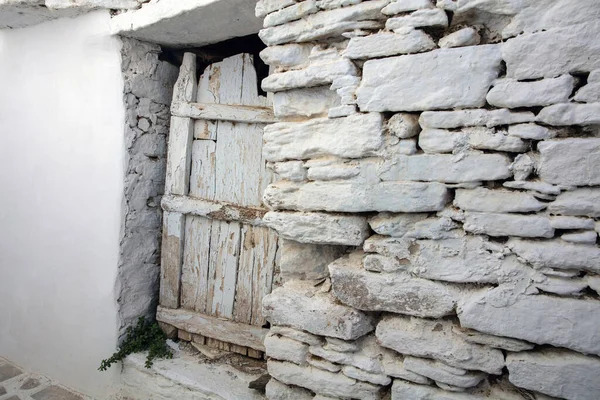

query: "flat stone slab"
left=32, top=385, right=83, bottom=400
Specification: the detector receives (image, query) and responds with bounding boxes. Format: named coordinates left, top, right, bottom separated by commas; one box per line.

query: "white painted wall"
left=0, top=11, right=124, bottom=398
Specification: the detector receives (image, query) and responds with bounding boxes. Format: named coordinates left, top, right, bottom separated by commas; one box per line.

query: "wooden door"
left=157, top=52, right=278, bottom=357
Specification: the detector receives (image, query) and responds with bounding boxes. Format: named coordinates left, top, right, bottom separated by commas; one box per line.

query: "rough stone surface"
left=459, top=288, right=600, bottom=356
left=273, top=86, right=340, bottom=119
left=382, top=0, right=433, bottom=15
left=376, top=317, right=505, bottom=374
left=508, top=238, right=600, bottom=274
left=419, top=127, right=528, bottom=154
left=537, top=139, right=600, bottom=186
left=386, top=8, right=448, bottom=30
left=403, top=357, right=486, bottom=388
left=452, top=327, right=534, bottom=352
left=548, top=188, right=600, bottom=217
left=439, top=27, right=480, bottom=48
left=271, top=326, right=324, bottom=347
left=507, top=349, right=600, bottom=400
left=329, top=252, right=457, bottom=318
left=263, top=113, right=384, bottom=162
left=508, top=123, right=554, bottom=140
left=262, top=280, right=375, bottom=340
left=268, top=161, right=307, bottom=182
left=487, top=75, right=575, bottom=108
left=265, top=333, right=310, bottom=365
left=419, top=108, right=535, bottom=129
left=341, top=365, right=391, bottom=386
left=279, top=240, right=345, bottom=281
left=262, top=58, right=357, bottom=92
left=537, top=103, right=600, bottom=126
left=357, top=45, right=502, bottom=112
left=345, top=30, right=436, bottom=59
left=387, top=113, right=421, bottom=138
left=265, top=379, right=313, bottom=400
left=264, top=211, right=370, bottom=246
left=455, top=188, right=546, bottom=213
left=264, top=1, right=319, bottom=28
left=463, top=212, right=554, bottom=238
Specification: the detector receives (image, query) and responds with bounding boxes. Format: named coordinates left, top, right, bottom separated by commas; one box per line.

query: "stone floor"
left=0, top=357, right=90, bottom=400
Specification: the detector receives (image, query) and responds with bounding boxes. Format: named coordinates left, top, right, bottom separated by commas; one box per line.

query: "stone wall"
left=256, top=1, right=600, bottom=399
left=117, top=38, right=178, bottom=337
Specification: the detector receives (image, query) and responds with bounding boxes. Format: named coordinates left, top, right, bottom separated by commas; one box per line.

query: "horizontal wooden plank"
left=161, top=194, right=268, bottom=226
left=157, top=306, right=268, bottom=352
left=171, top=101, right=276, bottom=124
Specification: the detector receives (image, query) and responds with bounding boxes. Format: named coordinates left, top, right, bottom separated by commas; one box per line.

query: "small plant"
left=99, top=317, right=173, bottom=371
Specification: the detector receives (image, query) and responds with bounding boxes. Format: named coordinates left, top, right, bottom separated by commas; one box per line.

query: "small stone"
left=452, top=327, right=534, bottom=352
left=509, top=238, right=600, bottom=274
left=268, top=361, right=384, bottom=399
left=537, top=103, right=600, bottom=126
left=307, top=355, right=341, bottom=372
left=503, top=180, right=562, bottom=195
left=382, top=0, right=433, bottom=15
left=260, top=43, right=312, bottom=69
left=268, top=161, right=307, bottom=182
left=265, top=333, right=309, bottom=365
left=548, top=188, right=600, bottom=217
left=271, top=326, right=324, bottom=346
left=403, top=357, right=486, bottom=388
left=550, top=216, right=595, bottom=230
left=535, top=276, right=588, bottom=296
left=438, top=27, right=480, bottom=48
left=329, top=252, right=458, bottom=318
left=507, top=349, right=600, bottom=400
left=256, top=0, right=297, bottom=18
left=273, top=86, right=340, bottom=119
left=463, top=212, right=554, bottom=238
left=264, top=1, right=319, bottom=28
left=381, top=353, right=431, bottom=384
left=454, top=188, right=546, bottom=213
left=436, top=0, right=457, bottom=11
left=262, top=58, right=357, bottom=92
left=508, top=123, right=555, bottom=140
left=380, top=153, right=512, bottom=183
left=369, top=213, right=428, bottom=237
left=316, top=0, right=363, bottom=9
left=328, top=104, right=357, bottom=118
left=265, top=378, right=313, bottom=400
left=325, top=338, right=358, bottom=353
left=344, top=30, right=436, bottom=59
left=574, top=82, right=600, bottom=103
left=386, top=8, right=448, bottom=30
left=342, top=365, right=391, bottom=386
left=31, top=386, right=83, bottom=400
left=376, top=316, right=505, bottom=374
left=419, top=108, right=535, bottom=129
left=357, top=45, right=501, bottom=112
left=387, top=113, right=421, bottom=138
left=279, top=240, right=345, bottom=281
left=538, top=139, right=600, bottom=186
left=263, top=280, right=375, bottom=340
left=264, top=211, right=370, bottom=246
left=419, top=127, right=528, bottom=153
left=561, top=231, right=597, bottom=244
left=487, top=75, right=575, bottom=108
left=510, top=154, right=534, bottom=181
left=459, top=288, right=600, bottom=355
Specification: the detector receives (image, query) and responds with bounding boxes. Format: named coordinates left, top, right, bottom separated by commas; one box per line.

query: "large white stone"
left=507, top=349, right=600, bottom=400
left=262, top=280, right=375, bottom=340
left=279, top=240, right=345, bottom=281
left=548, top=188, right=600, bottom=217
left=419, top=108, right=535, bottom=129
left=508, top=123, right=554, bottom=140
left=537, top=103, right=600, bottom=126
left=386, top=8, right=448, bottom=30
left=376, top=316, right=505, bottom=374
left=265, top=379, right=314, bottom=400
left=537, top=139, right=600, bottom=186
left=438, top=27, right=480, bottom=48
left=487, top=75, right=575, bottom=108
left=268, top=161, right=307, bottom=182
left=419, top=127, right=528, bottom=153
left=273, top=86, right=340, bottom=119
left=268, top=361, right=384, bottom=400
left=508, top=238, right=600, bottom=274
left=455, top=188, right=546, bottom=213
left=379, top=154, right=512, bottom=183
left=260, top=44, right=312, bottom=69
left=329, top=252, right=458, bottom=318
left=263, top=113, right=383, bottom=162
left=262, top=58, right=357, bottom=92
left=368, top=213, right=428, bottom=237
left=550, top=216, right=595, bottom=230
left=258, top=0, right=388, bottom=45
left=463, top=212, right=554, bottom=238
left=264, top=211, right=369, bottom=246
left=574, top=82, right=600, bottom=103
left=459, top=287, right=600, bottom=355
left=403, top=357, right=485, bottom=388
left=263, top=181, right=451, bottom=212
left=265, top=333, right=310, bottom=365
left=503, top=21, right=600, bottom=80
left=357, top=45, right=502, bottom=112
left=344, top=31, right=436, bottom=59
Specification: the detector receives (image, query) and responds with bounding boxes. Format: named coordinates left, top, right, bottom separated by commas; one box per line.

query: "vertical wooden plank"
left=209, top=221, right=242, bottom=318
left=180, top=216, right=212, bottom=313
left=251, top=227, right=279, bottom=327
left=189, top=140, right=216, bottom=200
left=233, top=225, right=255, bottom=323
left=165, top=53, right=197, bottom=196
left=159, top=212, right=185, bottom=308
left=194, top=62, right=221, bottom=140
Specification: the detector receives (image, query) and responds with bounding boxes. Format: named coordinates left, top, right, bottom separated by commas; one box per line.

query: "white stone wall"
left=257, top=1, right=600, bottom=400
left=117, top=37, right=178, bottom=337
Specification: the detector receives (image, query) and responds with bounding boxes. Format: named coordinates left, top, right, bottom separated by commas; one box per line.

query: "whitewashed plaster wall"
left=0, top=11, right=124, bottom=398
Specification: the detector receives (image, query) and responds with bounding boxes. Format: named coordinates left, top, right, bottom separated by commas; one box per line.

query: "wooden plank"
left=172, top=102, right=275, bottom=124
left=165, top=53, right=197, bottom=195
left=251, top=226, right=278, bottom=327
left=206, top=220, right=242, bottom=318
left=180, top=215, right=212, bottom=313
left=189, top=140, right=216, bottom=200
left=161, top=194, right=268, bottom=226
left=233, top=225, right=255, bottom=324
left=194, top=61, right=220, bottom=140
left=157, top=306, right=268, bottom=352
left=159, top=211, right=185, bottom=308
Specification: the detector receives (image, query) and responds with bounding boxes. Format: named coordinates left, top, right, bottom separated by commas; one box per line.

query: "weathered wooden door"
left=156, top=52, right=278, bottom=357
